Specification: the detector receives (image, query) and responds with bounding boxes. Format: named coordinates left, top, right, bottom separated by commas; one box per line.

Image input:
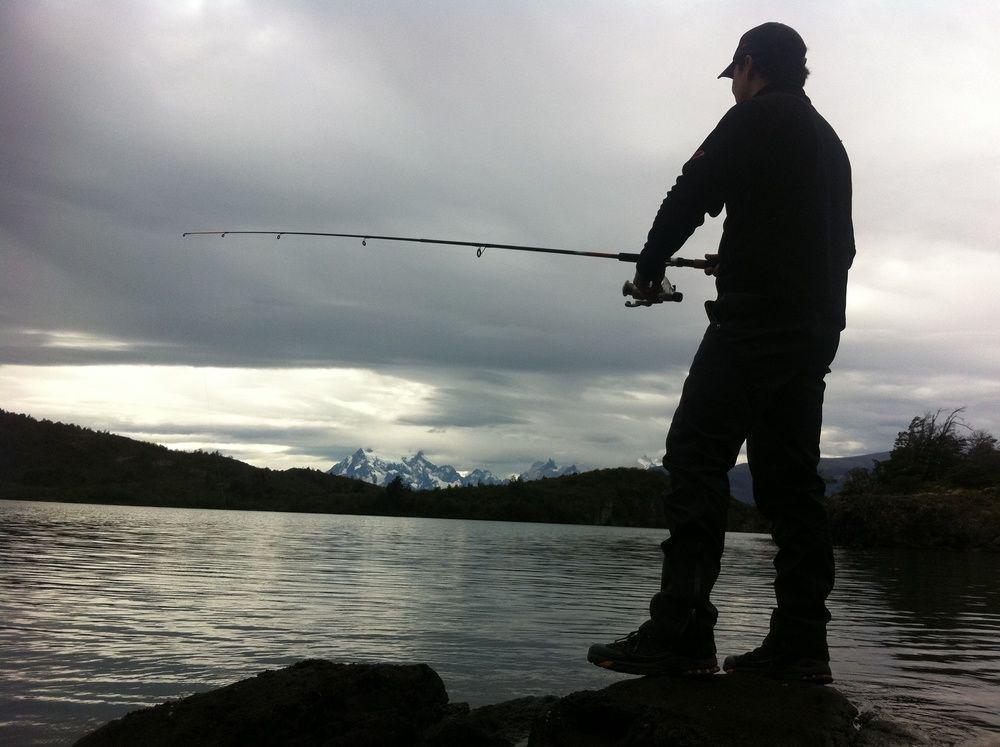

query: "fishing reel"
left=622, top=276, right=683, bottom=307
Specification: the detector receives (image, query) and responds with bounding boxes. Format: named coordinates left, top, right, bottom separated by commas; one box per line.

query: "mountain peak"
left=520, top=458, right=577, bottom=482
left=328, top=450, right=590, bottom=489
left=328, top=449, right=504, bottom=490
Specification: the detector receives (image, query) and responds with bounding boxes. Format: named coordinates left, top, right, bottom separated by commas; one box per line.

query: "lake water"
left=1, top=500, right=998, bottom=745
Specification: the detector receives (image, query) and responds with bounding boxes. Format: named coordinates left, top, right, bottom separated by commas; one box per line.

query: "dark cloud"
left=399, top=412, right=529, bottom=429
left=2, top=1, right=999, bottom=472
left=396, top=380, right=561, bottom=429
left=581, top=433, right=628, bottom=446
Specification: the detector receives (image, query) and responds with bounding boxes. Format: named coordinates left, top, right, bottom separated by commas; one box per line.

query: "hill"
left=0, top=410, right=381, bottom=513
left=726, top=451, right=889, bottom=504
left=0, top=410, right=764, bottom=532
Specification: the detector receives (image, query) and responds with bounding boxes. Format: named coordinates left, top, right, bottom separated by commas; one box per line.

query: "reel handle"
left=622, top=280, right=683, bottom=307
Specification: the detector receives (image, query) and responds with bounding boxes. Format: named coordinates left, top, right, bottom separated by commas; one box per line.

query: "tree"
left=385, top=475, right=409, bottom=495
left=965, top=429, right=998, bottom=457
left=873, top=408, right=968, bottom=490
left=839, top=466, right=875, bottom=495
left=383, top=475, right=414, bottom=512
left=957, top=429, right=1000, bottom=489
left=839, top=408, right=1000, bottom=494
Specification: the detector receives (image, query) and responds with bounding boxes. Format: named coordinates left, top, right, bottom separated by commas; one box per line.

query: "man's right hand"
left=630, top=270, right=665, bottom=301
left=703, top=253, right=720, bottom=276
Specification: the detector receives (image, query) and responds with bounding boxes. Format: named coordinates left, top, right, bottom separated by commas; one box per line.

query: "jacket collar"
left=754, top=83, right=810, bottom=103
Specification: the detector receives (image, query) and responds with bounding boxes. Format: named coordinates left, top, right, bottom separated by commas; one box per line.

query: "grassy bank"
left=822, top=410, right=1000, bottom=550
left=826, top=488, right=1000, bottom=551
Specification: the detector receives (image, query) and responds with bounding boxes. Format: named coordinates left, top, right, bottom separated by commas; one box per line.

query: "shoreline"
left=5, top=494, right=999, bottom=551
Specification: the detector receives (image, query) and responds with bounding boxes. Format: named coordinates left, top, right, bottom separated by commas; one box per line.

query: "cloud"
left=2, top=1, right=999, bottom=472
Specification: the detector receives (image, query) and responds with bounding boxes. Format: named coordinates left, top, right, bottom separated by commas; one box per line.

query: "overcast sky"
left=2, top=1, right=999, bottom=476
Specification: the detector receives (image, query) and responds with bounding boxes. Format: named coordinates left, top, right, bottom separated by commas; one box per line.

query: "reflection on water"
left=1, top=500, right=998, bottom=745
left=831, top=546, right=1000, bottom=741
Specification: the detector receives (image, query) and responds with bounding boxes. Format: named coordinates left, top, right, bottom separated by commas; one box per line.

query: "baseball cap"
left=718, top=22, right=807, bottom=79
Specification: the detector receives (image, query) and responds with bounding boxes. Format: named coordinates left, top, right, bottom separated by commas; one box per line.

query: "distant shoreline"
left=5, top=490, right=1000, bottom=552
left=0, top=489, right=767, bottom=535
left=4, top=410, right=997, bottom=549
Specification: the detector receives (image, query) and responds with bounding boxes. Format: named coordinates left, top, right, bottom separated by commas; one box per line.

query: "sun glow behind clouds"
left=28, top=329, right=137, bottom=351
left=0, top=365, right=435, bottom=469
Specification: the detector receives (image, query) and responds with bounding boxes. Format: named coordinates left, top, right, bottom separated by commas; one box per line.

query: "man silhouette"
left=589, top=22, right=854, bottom=683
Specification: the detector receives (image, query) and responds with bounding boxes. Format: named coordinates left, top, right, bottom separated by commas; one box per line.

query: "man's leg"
left=724, top=329, right=839, bottom=681
left=588, top=326, right=749, bottom=675
left=655, top=326, right=752, bottom=642
left=747, top=367, right=834, bottom=656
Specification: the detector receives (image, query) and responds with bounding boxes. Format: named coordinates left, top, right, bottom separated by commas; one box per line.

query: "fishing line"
left=183, top=230, right=710, bottom=306
left=182, top=233, right=224, bottom=500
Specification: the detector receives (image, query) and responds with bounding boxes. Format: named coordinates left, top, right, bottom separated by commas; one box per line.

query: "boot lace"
left=613, top=621, right=654, bottom=652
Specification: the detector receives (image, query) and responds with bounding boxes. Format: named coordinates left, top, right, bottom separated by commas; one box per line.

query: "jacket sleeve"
left=637, top=103, right=756, bottom=280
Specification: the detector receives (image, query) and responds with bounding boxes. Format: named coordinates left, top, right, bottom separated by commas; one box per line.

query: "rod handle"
left=615, top=254, right=709, bottom=270
left=667, top=257, right=711, bottom=269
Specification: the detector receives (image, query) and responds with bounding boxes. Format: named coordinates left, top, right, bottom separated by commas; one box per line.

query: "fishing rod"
left=181, top=230, right=710, bottom=307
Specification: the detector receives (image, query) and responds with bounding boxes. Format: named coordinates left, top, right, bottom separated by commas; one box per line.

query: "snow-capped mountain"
left=329, top=450, right=588, bottom=490
left=635, top=454, right=665, bottom=471
left=462, top=468, right=507, bottom=487
left=330, top=447, right=891, bottom=498
left=405, top=451, right=463, bottom=489
left=327, top=448, right=504, bottom=490
left=519, top=459, right=579, bottom=482
left=327, top=448, right=401, bottom=486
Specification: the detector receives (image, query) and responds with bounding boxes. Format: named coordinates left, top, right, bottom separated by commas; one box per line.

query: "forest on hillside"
left=4, top=408, right=998, bottom=548
left=0, top=410, right=380, bottom=513
left=0, top=410, right=762, bottom=532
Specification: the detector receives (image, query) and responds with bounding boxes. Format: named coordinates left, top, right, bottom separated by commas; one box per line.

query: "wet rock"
left=74, top=660, right=448, bottom=746
left=528, top=673, right=860, bottom=747
left=854, top=710, right=929, bottom=746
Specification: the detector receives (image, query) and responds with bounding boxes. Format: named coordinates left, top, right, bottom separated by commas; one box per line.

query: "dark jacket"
left=637, top=84, right=855, bottom=330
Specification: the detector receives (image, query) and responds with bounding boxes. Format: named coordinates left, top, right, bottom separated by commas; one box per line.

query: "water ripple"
left=1, top=501, right=998, bottom=745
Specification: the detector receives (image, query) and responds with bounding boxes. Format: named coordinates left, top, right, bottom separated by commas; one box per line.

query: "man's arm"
left=635, top=104, right=756, bottom=286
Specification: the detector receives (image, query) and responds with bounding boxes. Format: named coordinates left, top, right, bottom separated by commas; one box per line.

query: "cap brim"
left=718, top=61, right=736, bottom=79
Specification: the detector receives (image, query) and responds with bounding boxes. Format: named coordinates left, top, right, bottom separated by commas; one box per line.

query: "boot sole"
left=723, top=661, right=833, bottom=685
left=588, top=646, right=719, bottom=677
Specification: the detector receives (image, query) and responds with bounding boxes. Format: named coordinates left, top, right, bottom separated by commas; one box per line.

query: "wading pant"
left=650, top=299, right=840, bottom=658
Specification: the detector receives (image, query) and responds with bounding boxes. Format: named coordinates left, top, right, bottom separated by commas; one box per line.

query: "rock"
left=76, top=660, right=906, bottom=747
left=528, top=673, right=859, bottom=746
left=74, top=660, right=449, bottom=746
left=854, top=710, right=929, bottom=746
left=424, top=695, right=558, bottom=746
